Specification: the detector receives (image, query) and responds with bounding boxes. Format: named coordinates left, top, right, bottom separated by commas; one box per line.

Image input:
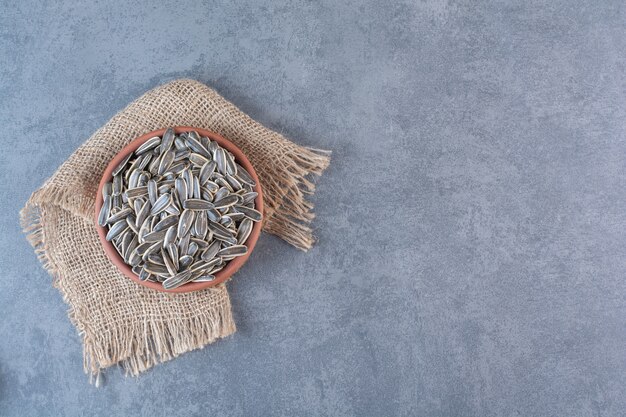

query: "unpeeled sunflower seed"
left=151, top=194, right=171, bottom=215
left=136, top=136, right=161, bottom=155
left=213, top=195, right=239, bottom=209
left=235, top=206, right=263, bottom=222
left=183, top=199, right=214, bottom=210
left=177, top=209, right=196, bottom=238
left=217, top=245, right=248, bottom=257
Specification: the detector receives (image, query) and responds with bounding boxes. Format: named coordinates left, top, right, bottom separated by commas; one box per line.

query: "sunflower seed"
left=210, top=263, right=225, bottom=275
left=241, top=192, right=258, bottom=204
left=213, top=195, right=239, bottom=209
left=200, top=136, right=211, bottom=149
left=183, top=169, right=194, bottom=196
left=191, top=257, right=220, bottom=272
left=177, top=209, right=195, bottom=238
left=192, top=275, right=215, bottom=283
left=137, top=173, right=149, bottom=187
left=169, top=161, right=186, bottom=174
left=106, top=219, right=128, bottom=241
left=160, top=177, right=175, bottom=188
left=153, top=215, right=178, bottom=232
left=162, top=270, right=194, bottom=290
left=148, top=253, right=164, bottom=265
left=126, top=215, right=139, bottom=234
left=217, top=245, right=248, bottom=257
left=194, top=212, right=208, bottom=238
left=136, top=136, right=161, bottom=155
left=183, top=199, right=214, bottom=210
left=235, top=164, right=255, bottom=185
left=237, top=218, right=253, bottom=244
left=204, top=180, right=219, bottom=193
left=102, top=182, right=113, bottom=198
left=141, top=242, right=162, bottom=262
left=186, top=132, right=210, bottom=156
left=111, top=195, right=121, bottom=210
left=193, top=176, right=201, bottom=199
left=157, top=150, right=175, bottom=175
left=235, top=206, right=263, bottom=222
left=161, top=248, right=178, bottom=276
left=201, top=240, right=221, bottom=261
left=112, top=153, right=133, bottom=176
left=161, top=128, right=175, bottom=153
left=138, top=268, right=151, bottom=281
left=98, top=195, right=112, bottom=227
left=143, top=228, right=168, bottom=243
left=135, top=200, right=151, bottom=229
left=147, top=179, right=158, bottom=204
left=187, top=242, right=199, bottom=257
left=207, top=221, right=234, bottom=239
left=174, top=137, right=187, bottom=150
left=199, top=161, right=216, bottom=185
left=225, top=174, right=242, bottom=191
left=189, top=153, right=209, bottom=166
left=151, top=194, right=171, bottom=215
left=215, top=148, right=227, bottom=174
left=167, top=244, right=179, bottom=269
left=179, top=255, right=193, bottom=269
left=134, top=242, right=152, bottom=255
left=163, top=225, right=177, bottom=248
left=128, top=170, right=140, bottom=189
left=128, top=250, right=142, bottom=266
left=191, top=238, right=210, bottom=249
left=214, top=187, right=229, bottom=202
left=215, top=234, right=238, bottom=245
left=148, top=155, right=160, bottom=174
left=144, top=261, right=170, bottom=276
left=165, top=204, right=180, bottom=215
left=228, top=212, right=245, bottom=221
left=201, top=211, right=218, bottom=226
left=220, top=215, right=233, bottom=227
left=174, top=148, right=190, bottom=161
left=136, top=153, right=152, bottom=171
left=215, top=177, right=233, bottom=192
left=106, top=207, right=132, bottom=224
left=125, top=186, right=148, bottom=199
left=112, top=174, right=123, bottom=195
left=119, top=231, right=134, bottom=257
left=178, top=231, right=191, bottom=255
left=138, top=218, right=151, bottom=243
left=175, top=177, right=187, bottom=204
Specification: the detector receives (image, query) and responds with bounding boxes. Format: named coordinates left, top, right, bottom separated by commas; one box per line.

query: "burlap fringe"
left=263, top=146, right=331, bottom=250
left=20, top=200, right=236, bottom=383
left=82, top=303, right=235, bottom=383
left=20, top=202, right=55, bottom=278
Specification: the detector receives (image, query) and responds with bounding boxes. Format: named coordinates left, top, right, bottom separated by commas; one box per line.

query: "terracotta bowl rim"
left=94, top=126, right=264, bottom=293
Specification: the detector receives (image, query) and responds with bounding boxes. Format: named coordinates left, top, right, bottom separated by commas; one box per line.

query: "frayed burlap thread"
left=20, top=79, right=330, bottom=382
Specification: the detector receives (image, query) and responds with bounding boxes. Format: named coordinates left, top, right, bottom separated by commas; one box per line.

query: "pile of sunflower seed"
left=98, top=128, right=262, bottom=290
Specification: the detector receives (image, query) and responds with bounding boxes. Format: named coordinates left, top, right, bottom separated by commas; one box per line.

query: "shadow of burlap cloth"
left=20, top=79, right=330, bottom=383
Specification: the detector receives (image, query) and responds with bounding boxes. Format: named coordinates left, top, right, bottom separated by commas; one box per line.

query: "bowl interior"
left=94, top=126, right=263, bottom=293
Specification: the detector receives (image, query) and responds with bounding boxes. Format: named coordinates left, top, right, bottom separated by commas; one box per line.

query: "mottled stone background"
left=0, top=0, right=624, bottom=416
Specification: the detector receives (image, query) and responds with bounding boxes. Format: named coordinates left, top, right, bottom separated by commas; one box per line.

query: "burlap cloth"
left=20, top=79, right=330, bottom=383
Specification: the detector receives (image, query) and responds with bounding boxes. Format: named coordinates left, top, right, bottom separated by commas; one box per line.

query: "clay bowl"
left=94, top=126, right=263, bottom=293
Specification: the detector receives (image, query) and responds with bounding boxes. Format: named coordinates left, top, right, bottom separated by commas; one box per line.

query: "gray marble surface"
left=1, top=1, right=625, bottom=416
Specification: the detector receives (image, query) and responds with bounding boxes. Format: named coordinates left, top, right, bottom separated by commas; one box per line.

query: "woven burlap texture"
left=20, top=79, right=330, bottom=381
